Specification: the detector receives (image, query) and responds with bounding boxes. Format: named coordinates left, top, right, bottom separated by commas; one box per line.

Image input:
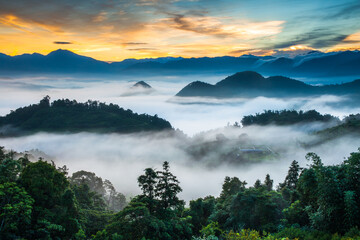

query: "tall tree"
left=264, top=174, right=273, bottom=191
left=138, top=168, right=158, bottom=200
left=281, top=160, right=301, bottom=190
left=156, top=161, right=182, bottom=209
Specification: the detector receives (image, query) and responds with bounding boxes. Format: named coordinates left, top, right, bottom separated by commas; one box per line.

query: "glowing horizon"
left=0, top=0, right=359, bottom=61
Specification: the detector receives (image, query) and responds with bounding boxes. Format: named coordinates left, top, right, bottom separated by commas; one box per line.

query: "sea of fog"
left=1, top=74, right=360, bottom=201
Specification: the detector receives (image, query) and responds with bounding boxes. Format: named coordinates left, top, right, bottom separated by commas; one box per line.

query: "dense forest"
left=240, top=110, right=338, bottom=127
left=317, top=114, right=360, bottom=138
left=0, top=96, right=172, bottom=136
left=1, top=146, right=360, bottom=239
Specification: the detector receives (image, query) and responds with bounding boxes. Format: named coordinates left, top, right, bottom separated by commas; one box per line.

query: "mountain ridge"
left=175, top=71, right=360, bottom=98
left=1, top=49, right=360, bottom=77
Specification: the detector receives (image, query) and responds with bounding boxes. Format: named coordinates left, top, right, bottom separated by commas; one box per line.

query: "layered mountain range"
left=1, top=49, right=360, bottom=77
left=175, top=71, right=360, bottom=98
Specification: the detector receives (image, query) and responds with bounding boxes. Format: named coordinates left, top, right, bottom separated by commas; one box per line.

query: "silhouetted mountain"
left=119, top=81, right=155, bottom=96
left=0, top=49, right=111, bottom=73
left=111, top=57, right=182, bottom=70
left=293, top=51, right=360, bottom=76
left=258, top=57, right=294, bottom=74
left=0, top=49, right=359, bottom=77
left=176, top=81, right=217, bottom=97
left=132, top=81, right=152, bottom=89
left=175, top=71, right=360, bottom=98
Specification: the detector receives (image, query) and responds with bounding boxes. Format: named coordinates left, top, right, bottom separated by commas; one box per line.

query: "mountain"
left=293, top=51, right=360, bottom=76
left=0, top=49, right=111, bottom=74
left=0, top=97, right=172, bottom=136
left=132, top=81, right=152, bottom=89
left=175, top=71, right=360, bottom=98
left=110, top=57, right=183, bottom=70
left=119, top=80, right=155, bottom=96
left=0, top=49, right=360, bottom=77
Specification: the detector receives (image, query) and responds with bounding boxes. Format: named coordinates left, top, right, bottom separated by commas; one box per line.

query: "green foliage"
left=71, top=171, right=127, bottom=213
left=0, top=148, right=30, bottom=183
left=187, top=196, right=216, bottom=234
left=1, top=145, right=360, bottom=240
left=138, top=168, right=158, bottom=201
left=278, top=160, right=301, bottom=203
left=75, top=228, right=87, bottom=240
left=241, top=109, right=338, bottom=127
left=316, top=114, right=360, bottom=142
left=192, top=235, right=219, bottom=240
left=0, top=182, right=34, bottom=238
left=71, top=170, right=106, bottom=196
left=79, top=209, right=113, bottom=237
left=282, top=200, right=308, bottom=226
left=156, top=161, right=183, bottom=210
left=107, top=162, right=191, bottom=240
left=200, top=222, right=223, bottom=237
left=20, top=160, right=69, bottom=209
left=0, top=97, right=172, bottom=135
left=20, top=160, right=80, bottom=239
left=293, top=149, right=360, bottom=234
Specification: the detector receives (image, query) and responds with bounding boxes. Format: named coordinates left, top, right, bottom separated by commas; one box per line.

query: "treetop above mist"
left=2, top=144, right=360, bottom=239
left=0, top=96, right=172, bottom=136
left=241, top=109, right=339, bottom=127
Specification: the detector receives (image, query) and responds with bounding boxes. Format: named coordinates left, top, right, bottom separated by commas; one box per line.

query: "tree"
left=344, top=191, right=359, bottom=229
left=39, top=95, right=50, bottom=108
left=187, top=196, right=215, bottom=234
left=0, top=182, right=34, bottom=238
left=71, top=171, right=106, bottom=196
left=281, top=160, right=301, bottom=190
left=156, top=161, right=182, bottom=209
left=264, top=174, right=273, bottom=191
left=106, top=200, right=152, bottom=240
left=219, top=177, right=246, bottom=201
left=0, top=149, right=30, bottom=183
left=103, top=180, right=127, bottom=212
left=138, top=168, right=158, bottom=213
left=254, top=179, right=262, bottom=189
left=138, top=168, right=158, bottom=200
left=20, top=160, right=80, bottom=239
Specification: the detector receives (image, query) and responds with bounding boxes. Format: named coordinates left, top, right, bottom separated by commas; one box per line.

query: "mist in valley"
left=1, top=74, right=360, bottom=202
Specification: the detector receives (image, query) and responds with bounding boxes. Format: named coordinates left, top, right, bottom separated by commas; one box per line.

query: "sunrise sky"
left=1, top=0, right=360, bottom=61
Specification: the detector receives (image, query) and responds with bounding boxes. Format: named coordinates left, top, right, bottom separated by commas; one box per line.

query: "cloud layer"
left=0, top=0, right=359, bottom=60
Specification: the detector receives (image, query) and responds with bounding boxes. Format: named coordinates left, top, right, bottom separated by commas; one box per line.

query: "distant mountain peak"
left=176, top=71, right=355, bottom=99
left=216, top=71, right=264, bottom=87
left=132, top=81, right=152, bottom=89
left=231, top=71, right=264, bottom=78
left=47, top=49, right=78, bottom=57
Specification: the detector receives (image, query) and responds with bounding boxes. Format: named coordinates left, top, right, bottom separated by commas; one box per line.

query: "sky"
left=0, top=0, right=360, bottom=61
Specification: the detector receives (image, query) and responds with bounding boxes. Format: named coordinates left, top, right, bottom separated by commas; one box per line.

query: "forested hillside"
left=241, top=110, right=339, bottom=127
left=1, top=146, right=360, bottom=239
left=0, top=96, right=172, bottom=135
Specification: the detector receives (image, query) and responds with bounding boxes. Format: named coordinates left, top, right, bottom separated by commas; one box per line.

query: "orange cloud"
left=326, top=32, right=360, bottom=52
left=156, top=15, right=284, bottom=39
left=3, top=10, right=355, bottom=61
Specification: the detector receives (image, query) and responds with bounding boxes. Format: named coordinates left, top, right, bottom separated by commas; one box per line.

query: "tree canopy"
left=1, top=145, right=360, bottom=239
left=0, top=96, right=172, bottom=136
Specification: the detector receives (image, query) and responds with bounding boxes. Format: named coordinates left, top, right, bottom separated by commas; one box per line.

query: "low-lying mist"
left=1, top=74, right=360, bottom=201
left=1, top=75, right=360, bottom=135
left=0, top=124, right=359, bottom=202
